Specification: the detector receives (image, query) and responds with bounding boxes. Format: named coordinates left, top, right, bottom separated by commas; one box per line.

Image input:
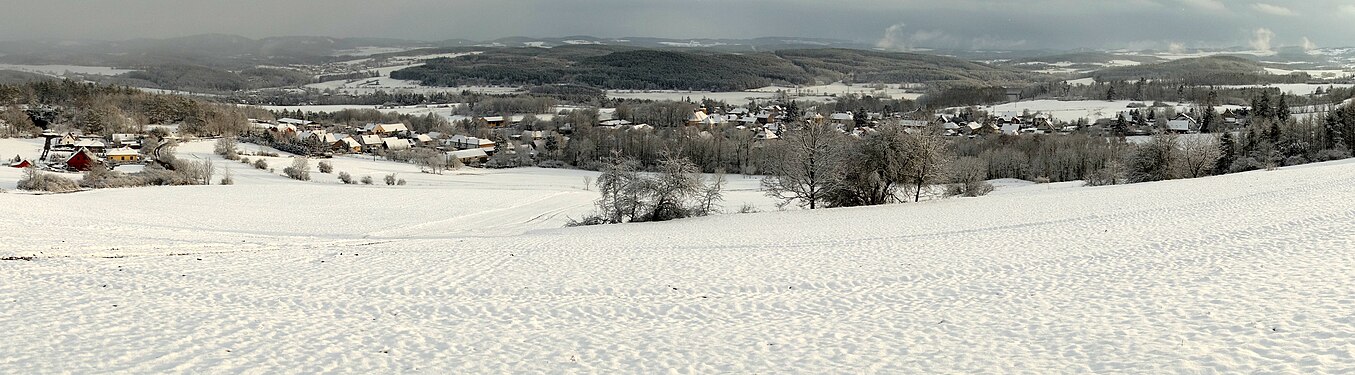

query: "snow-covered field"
left=606, top=83, right=922, bottom=103
left=965, top=100, right=1246, bottom=122
left=3, top=139, right=1355, bottom=372
left=0, top=63, right=134, bottom=77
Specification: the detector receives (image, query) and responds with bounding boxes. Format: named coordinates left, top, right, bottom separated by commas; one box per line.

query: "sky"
left=1, top=0, right=1351, bottom=50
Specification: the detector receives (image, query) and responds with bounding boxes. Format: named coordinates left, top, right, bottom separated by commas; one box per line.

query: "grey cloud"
left=0, top=0, right=1348, bottom=50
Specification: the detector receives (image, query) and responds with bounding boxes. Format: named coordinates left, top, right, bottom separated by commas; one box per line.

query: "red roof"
left=65, top=148, right=98, bottom=171
left=10, top=160, right=32, bottom=168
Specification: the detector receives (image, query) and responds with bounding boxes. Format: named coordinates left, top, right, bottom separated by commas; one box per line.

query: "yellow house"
left=106, top=148, right=141, bottom=163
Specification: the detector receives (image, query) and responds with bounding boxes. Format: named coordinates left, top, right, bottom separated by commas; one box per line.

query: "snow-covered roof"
left=829, top=112, right=854, bottom=121
left=278, top=118, right=313, bottom=125
left=1167, top=120, right=1192, bottom=131
left=106, top=148, right=139, bottom=156
left=383, top=137, right=411, bottom=149
left=451, top=148, right=488, bottom=159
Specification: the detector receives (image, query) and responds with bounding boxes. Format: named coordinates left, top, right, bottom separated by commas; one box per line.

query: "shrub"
left=538, top=159, right=566, bottom=168
left=219, top=167, right=234, bottom=185
left=1228, top=157, right=1263, bottom=173
left=1033, top=176, right=1051, bottom=184
left=338, top=171, right=354, bottom=184
left=384, top=173, right=397, bottom=185
left=17, top=168, right=80, bottom=192
left=253, top=159, right=268, bottom=170
left=947, top=181, right=995, bottom=197
left=361, top=175, right=374, bottom=185
left=397, top=179, right=407, bottom=186
left=737, top=203, right=761, bottom=214
left=283, top=158, right=311, bottom=181
left=317, top=161, right=333, bottom=173
left=239, top=156, right=250, bottom=164
left=1282, top=155, right=1308, bottom=167
left=565, top=214, right=610, bottom=227
left=1314, top=148, right=1352, bottom=162
left=214, top=137, right=239, bottom=160
left=1085, top=160, right=1127, bottom=186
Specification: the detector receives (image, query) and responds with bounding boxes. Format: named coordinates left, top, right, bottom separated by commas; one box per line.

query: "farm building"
left=106, top=148, right=141, bottom=163
left=65, top=148, right=99, bottom=171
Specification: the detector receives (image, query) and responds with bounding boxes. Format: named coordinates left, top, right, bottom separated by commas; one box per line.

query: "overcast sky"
left=1, top=0, right=1350, bottom=50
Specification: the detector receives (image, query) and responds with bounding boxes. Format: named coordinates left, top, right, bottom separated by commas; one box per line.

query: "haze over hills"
left=1, top=33, right=1352, bottom=95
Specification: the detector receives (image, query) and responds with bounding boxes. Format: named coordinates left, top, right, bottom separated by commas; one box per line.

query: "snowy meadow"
left=2, top=138, right=1354, bottom=373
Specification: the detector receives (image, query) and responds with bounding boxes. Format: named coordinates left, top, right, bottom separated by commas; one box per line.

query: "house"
left=382, top=137, right=411, bottom=151
left=73, top=139, right=107, bottom=154
left=278, top=118, right=313, bottom=126
left=451, top=148, right=489, bottom=163
left=414, top=134, right=434, bottom=145
left=110, top=134, right=140, bottom=148
left=106, top=148, right=141, bottom=163
left=755, top=129, right=780, bottom=141
left=1166, top=114, right=1197, bottom=134
left=334, top=138, right=363, bottom=153
left=373, top=123, right=409, bottom=135
left=481, top=116, right=507, bottom=127
left=447, top=135, right=497, bottom=152
left=685, top=110, right=709, bottom=127
left=298, top=131, right=336, bottom=145
left=10, top=159, right=32, bottom=168
left=65, top=147, right=99, bottom=171
left=357, top=135, right=384, bottom=151
left=828, top=112, right=854, bottom=125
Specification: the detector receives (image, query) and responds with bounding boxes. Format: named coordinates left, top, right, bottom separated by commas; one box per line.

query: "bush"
left=219, top=168, right=234, bottom=185
left=1085, top=160, right=1127, bottom=186
left=253, top=159, right=268, bottom=170
left=1282, top=155, right=1308, bottom=167
left=384, top=173, right=397, bottom=185
left=538, top=159, right=567, bottom=168
left=317, top=161, right=333, bottom=173
left=1033, top=176, right=1051, bottom=184
left=1314, top=148, right=1352, bottom=162
left=947, top=181, right=995, bottom=197
left=361, top=175, right=374, bottom=185
left=214, top=137, right=239, bottom=160
left=239, top=156, right=250, bottom=164
left=1228, top=157, right=1264, bottom=173
left=397, top=179, right=407, bottom=186
left=338, top=171, right=354, bottom=184
left=737, top=203, right=761, bottom=214
left=18, top=168, right=81, bottom=192
left=283, top=158, right=311, bottom=181
left=565, top=214, right=610, bottom=227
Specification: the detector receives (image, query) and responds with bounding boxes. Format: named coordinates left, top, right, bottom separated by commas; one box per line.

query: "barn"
left=65, top=148, right=99, bottom=171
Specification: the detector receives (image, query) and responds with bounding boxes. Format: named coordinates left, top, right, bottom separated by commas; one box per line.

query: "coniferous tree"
left=1216, top=132, right=1237, bottom=174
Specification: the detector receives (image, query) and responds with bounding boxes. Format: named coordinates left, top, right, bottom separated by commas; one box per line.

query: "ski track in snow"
left=2, top=140, right=1355, bottom=373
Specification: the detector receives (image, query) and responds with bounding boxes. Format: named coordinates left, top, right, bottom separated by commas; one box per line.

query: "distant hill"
left=0, top=70, right=53, bottom=85
left=1090, top=56, right=1308, bottom=85
left=391, top=46, right=1043, bottom=91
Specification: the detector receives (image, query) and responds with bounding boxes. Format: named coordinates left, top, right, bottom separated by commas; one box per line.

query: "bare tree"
left=1175, top=135, right=1222, bottom=178
left=761, top=121, right=844, bottom=209
left=903, top=130, right=951, bottom=202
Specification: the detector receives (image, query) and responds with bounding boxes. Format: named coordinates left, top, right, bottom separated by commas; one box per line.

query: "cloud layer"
left=0, top=0, right=1347, bottom=50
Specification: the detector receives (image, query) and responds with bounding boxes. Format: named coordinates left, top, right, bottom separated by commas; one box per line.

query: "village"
left=7, top=96, right=1246, bottom=175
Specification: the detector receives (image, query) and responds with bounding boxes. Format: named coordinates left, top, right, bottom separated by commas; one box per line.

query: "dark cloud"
left=0, top=0, right=1346, bottom=50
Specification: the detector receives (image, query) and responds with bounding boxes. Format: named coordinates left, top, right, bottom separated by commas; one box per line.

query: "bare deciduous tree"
left=761, top=121, right=844, bottom=209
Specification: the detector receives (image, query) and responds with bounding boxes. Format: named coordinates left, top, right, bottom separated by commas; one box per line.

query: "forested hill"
left=390, top=46, right=1043, bottom=91
left=1090, top=56, right=1308, bottom=85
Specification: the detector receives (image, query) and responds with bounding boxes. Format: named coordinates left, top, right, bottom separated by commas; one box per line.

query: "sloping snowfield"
left=2, top=140, right=1354, bottom=373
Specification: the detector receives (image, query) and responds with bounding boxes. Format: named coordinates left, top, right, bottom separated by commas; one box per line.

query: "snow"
left=1218, top=83, right=1355, bottom=95
left=606, top=83, right=922, bottom=103
left=962, top=100, right=1246, bottom=122
left=0, top=63, right=135, bottom=77
left=4, top=138, right=1355, bottom=372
